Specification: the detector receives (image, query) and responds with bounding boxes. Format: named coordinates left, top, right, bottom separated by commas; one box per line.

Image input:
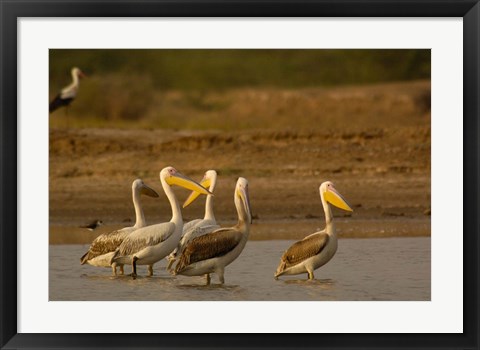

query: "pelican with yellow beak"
left=80, top=178, right=159, bottom=276
left=274, top=181, right=353, bottom=280
left=166, top=169, right=220, bottom=270
left=174, top=177, right=252, bottom=285
left=111, top=167, right=211, bottom=278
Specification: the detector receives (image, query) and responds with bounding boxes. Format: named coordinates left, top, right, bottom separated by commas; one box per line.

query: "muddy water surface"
left=50, top=236, right=430, bottom=301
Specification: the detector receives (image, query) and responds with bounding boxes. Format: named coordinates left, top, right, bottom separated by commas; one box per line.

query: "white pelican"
left=79, top=219, right=104, bottom=231
left=166, top=169, right=220, bottom=270
left=49, top=67, right=86, bottom=113
left=174, top=177, right=252, bottom=285
left=111, top=167, right=211, bottom=278
left=80, top=179, right=159, bottom=276
left=274, top=181, right=353, bottom=280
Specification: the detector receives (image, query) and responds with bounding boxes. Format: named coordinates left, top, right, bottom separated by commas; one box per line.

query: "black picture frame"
left=1, top=1, right=478, bottom=349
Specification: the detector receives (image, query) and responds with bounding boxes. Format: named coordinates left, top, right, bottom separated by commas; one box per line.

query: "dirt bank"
left=49, top=81, right=431, bottom=243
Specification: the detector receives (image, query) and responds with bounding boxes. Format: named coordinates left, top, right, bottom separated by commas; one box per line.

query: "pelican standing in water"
left=274, top=181, right=353, bottom=280
left=49, top=67, right=86, bottom=113
left=111, top=167, right=211, bottom=278
left=80, top=179, right=159, bottom=276
left=174, top=177, right=252, bottom=285
left=166, top=169, right=220, bottom=270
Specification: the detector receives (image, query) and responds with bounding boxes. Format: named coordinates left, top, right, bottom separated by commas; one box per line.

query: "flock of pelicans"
left=80, top=167, right=353, bottom=285
left=50, top=67, right=354, bottom=284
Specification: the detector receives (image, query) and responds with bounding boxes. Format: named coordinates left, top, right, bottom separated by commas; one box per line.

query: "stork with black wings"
left=49, top=67, right=86, bottom=113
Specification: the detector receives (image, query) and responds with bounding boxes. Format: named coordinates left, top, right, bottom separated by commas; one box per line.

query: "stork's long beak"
left=324, top=186, right=353, bottom=212
left=141, top=184, right=159, bottom=198
left=237, top=185, right=252, bottom=224
left=166, top=172, right=211, bottom=195
left=183, top=177, right=212, bottom=208
left=78, top=71, right=87, bottom=79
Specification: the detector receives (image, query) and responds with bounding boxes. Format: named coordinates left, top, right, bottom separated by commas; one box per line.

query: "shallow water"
left=49, top=237, right=430, bottom=301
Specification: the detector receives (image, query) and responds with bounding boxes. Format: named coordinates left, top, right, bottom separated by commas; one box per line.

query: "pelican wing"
left=168, top=221, right=220, bottom=266
left=281, top=233, right=330, bottom=268
left=180, top=221, right=219, bottom=247
left=117, top=222, right=176, bottom=257
left=80, top=227, right=133, bottom=264
left=176, top=228, right=242, bottom=271
left=182, top=219, right=203, bottom=234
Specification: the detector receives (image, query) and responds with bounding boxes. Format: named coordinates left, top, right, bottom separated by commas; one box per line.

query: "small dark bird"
left=80, top=220, right=103, bottom=231
left=49, top=67, right=86, bottom=113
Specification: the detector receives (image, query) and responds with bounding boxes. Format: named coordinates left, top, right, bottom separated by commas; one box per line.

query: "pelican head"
left=72, top=67, right=86, bottom=79
left=161, top=166, right=211, bottom=195
left=183, top=169, right=217, bottom=208
left=133, top=178, right=159, bottom=198
left=235, top=177, right=252, bottom=224
left=320, top=181, right=353, bottom=212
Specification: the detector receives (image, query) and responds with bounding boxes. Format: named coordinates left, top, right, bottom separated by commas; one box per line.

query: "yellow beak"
left=166, top=172, right=211, bottom=195
left=324, top=187, right=353, bottom=212
left=183, top=177, right=212, bottom=208
left=237, top=186, right=252, bottom=224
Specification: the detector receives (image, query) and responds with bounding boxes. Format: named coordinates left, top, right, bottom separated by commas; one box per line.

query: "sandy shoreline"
left=49, top=81, right=431, bottom=244
left=50, top=217, right=430, bottom=245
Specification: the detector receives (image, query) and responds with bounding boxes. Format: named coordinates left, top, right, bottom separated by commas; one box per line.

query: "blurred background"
left=49, top=49, right=431, bottom=243
left=49, top=49, right=430, bottom=129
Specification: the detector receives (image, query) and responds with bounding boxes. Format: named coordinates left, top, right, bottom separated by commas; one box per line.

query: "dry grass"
left=49, top=80, right=431, bottom=243
left=50, top=80, right=430, bottom=131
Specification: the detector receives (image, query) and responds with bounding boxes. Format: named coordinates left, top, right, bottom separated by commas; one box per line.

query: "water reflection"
left=282, top=278, right=335, bottom=288
left=50, top=238, right=431, bottom=301
left=177, top=283, right=241, bottom=291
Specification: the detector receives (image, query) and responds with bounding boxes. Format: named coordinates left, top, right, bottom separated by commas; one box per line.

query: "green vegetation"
left=50, top=49, right=430, bottom=90
left=49, top=49, right=430, bottom=129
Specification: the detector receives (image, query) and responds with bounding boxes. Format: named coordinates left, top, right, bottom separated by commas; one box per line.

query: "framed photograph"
left=2, top=0, right=478, bottom=349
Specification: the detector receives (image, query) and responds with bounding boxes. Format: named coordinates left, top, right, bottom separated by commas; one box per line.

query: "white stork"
left=49, top=67, right=86, bottom=113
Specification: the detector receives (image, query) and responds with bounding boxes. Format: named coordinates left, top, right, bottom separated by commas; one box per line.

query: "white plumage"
left=174, top=177, right=252, bottom=285
left=49, top=67, right=86, bottom=113
left=111, top=166, right=211, bottom=278
left=166, top=170, right=220, bottom=270
left=80, top=179, right=158, bottom=275
left=274, top=181, right=353, bottom=280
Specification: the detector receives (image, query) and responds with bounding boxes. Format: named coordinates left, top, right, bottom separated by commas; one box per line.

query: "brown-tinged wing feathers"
left=80, top=229, right=131, bottom=264
left=176, top=229, right=242, bottom=271
left=117, top=222, right=175, bottom=257
left=281, top=233, right=329, bottom=268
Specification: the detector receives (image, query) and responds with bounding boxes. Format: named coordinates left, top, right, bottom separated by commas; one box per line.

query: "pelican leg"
left=131, top=256, right=138, bottom=279
left=307, top=269, right=315, bottom=280
left=147, top=265, right=153, bottom=277
left=205, top=274, right=211, bottom=286
left=217, top=268, right=225, bottom=284
left=119, top=265, right=125, bottom=275
left=111, top=263, right=117, bottom=277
